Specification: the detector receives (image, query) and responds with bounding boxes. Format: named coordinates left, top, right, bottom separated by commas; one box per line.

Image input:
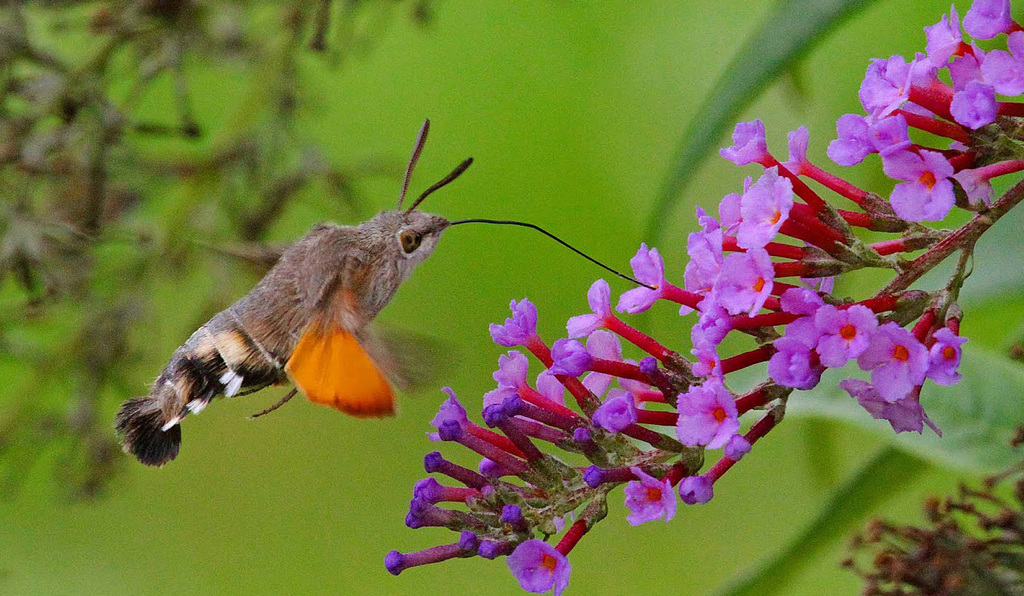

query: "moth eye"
left=400, top=230, right=423, bottom=254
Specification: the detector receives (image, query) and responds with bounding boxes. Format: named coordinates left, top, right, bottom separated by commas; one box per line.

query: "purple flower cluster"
left=387, top=1, right=1024, bottom=593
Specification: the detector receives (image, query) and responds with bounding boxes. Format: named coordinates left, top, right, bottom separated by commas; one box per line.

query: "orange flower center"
left=942, top=346, right=957, bottom=360
left=769, top=210, right=782, bottom=225
left=753, top=277, right=766, bottom=292
left=712, top=407, right=727, bottom=423
left=541, top=554, right=558, bottom=572
left=646, top=487, right=663, bottom=502
left=919, top=171, right=937, bottom=190
left=840, top=323, right=857, bottom=341
left=892, top=345, right=910, bottom=361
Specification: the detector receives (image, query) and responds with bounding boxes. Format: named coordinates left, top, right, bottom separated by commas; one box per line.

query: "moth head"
left=395, top=210, right=450, bottom=263
left=389, top=118, right=469, bottom=264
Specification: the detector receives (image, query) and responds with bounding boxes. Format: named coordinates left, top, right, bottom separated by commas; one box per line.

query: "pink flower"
left=883, top=149, right=956, bottom=222
left=714, top=247, right=775, bottom=316
left=617, top=244, right=667, bottom=314
left=814, top=304, right=879, bottom=368
left=491, top=299, right=540, bottom=347
left=507, top=540, right=571, bottom=596
left=720, top=119, right=768, bottom=165
left=928, top=328, right=968, bottom=386
left=964, top=0, right=1012, bottom=39
left=840, top=379, right=940, bottom=435
left=736, top=167, right=794, bottom=249
left=623, top=467, right=677, bottom=525
left=857, top=322, right=930, bottom=402
left=566, top=279, right=611, bottom=338
left=676, top=378, right=739, bottom=449
left=925, top=5, right=963, bottom=66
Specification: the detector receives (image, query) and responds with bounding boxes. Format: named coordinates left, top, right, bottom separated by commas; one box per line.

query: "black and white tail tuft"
left=115, top=396, right=182, bottom=467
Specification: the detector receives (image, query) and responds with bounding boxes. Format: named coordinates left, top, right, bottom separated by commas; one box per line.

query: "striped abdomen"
left=115, top=307, right=293, bottom=467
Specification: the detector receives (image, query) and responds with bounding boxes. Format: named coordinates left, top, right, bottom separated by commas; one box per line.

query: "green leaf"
left=645, top=0, right=879, bottom=245
left=714, top=446, right=925, bottom=596
left=788, top=344, right=1024, bottom=473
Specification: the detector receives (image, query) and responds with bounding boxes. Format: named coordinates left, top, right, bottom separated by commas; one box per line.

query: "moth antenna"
left=406, top=158, right=473, bottom=213
left=397, top=119, right=431, bottom=210
left=449, top=218, right=655, bottom=289
left=249, top=388, right=298, bottom=419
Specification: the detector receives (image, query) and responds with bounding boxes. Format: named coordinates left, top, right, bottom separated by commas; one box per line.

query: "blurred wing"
left=285, top=326, right=395, bottom=418
left=365, top=326, right=452, bottom=393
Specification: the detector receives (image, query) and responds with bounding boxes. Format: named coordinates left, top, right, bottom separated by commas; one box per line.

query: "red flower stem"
left=435, top=486, right=481, bottom=504
left=908, top=84, right=954, bottom=121
left=912, top=309, right=937, bottom=341
left=760, top=156, right=828, bottom=212
left=896, top=109, right=970, bottom=143
left=707, top=411, right=781, bottom=484
left=949, top=151, right=977, bottom=171
left=770, top=280, right=799, bottom=296
left=735, top=387, right=771, bottom=415
left=859, top=293, right=900, bottom=313
left=555, top=520, right=588, bottom=556
left=800, top=162, right=868, bottom=206
left=836, top=209, right=873, bottom=228
left=634, top=389, right=668, bottom=403
left=729, top=310, right=800, bottom=330
left=784, top=206, right=847, bottom=248
left=519, top=386, right=583, bottom=421
left=621, top=423, right=680, bottom=450
left=721, top=345, right=774, bottom=375
left=882, top=177, right=1024, bottom=294
left=604, top=316, right=674, bottom=363
left=589, top=358, right=649, bottom=382
left=773, top=261, right=813, bottom=278
left=661, top=283, right=703, bottom=310
left=869, top=236, right=938, bottom=255
left=971, top=159, right=1024, bottom=180
left=467, top=424, right=527, bottom=459
left=998, top=101, right=1024, bottom=117
left=779, top=218, right=841, bottom=253
left=665, top=462, right=687, bottom=487
left=723, top=236, right=807, bottom=260
left=635, top=409, right=678, bottom=426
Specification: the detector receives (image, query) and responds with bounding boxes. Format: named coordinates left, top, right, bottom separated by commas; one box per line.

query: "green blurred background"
left=4, top=1, right=1023, bottom=594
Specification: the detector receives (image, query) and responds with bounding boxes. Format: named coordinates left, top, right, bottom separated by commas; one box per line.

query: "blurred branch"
left=0, top=0, right=440, bottom=499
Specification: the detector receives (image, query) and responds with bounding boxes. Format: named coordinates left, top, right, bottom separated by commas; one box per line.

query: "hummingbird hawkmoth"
left=115, top=119, right=470, bottom=467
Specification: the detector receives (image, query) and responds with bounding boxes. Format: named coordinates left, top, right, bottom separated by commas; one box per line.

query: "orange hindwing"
left=285, top=327, right=395, bottom=417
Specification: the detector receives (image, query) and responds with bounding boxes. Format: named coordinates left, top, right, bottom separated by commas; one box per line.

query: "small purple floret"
left=964, top=0, right=1012, bottom=39
left=676, top=378, right=739, bottom=449
left=617, top=243, right=668, bottom=313
left=950, top=80, right=997, bottom=129
left=928, top=327, right=967, bottom=385
left=413, top=477, right=444, bottom=503
left=566, top=279, right=612, bottom=338
left=549, top=338, right=593, bottom=376
left=501, top=504, right=525, bottom=525
left=592, top=389, right=638, bottom=433
left=459, top=531, right=480, bottom=552
left=479, top=540, right=512, bottom=560
left=583, top=466, right=604, bottom=488
left=424, top=451, right=444, bottom=473
left=725, top=435, right=752, bottom=461
left=857, top=322, right=930, bottom=402
left=482, top=404, right=507, bottom=428
left=720, top=119, right=768, bottom=165
left=490, top=298, right=539, bottom=347
left=679, top=475, right=714, bottom=505
left=623, top=466, right=677, bottom=525
left=507, top=539, right=571, bottom=596
left=385, top=551, right=405, bottom=576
